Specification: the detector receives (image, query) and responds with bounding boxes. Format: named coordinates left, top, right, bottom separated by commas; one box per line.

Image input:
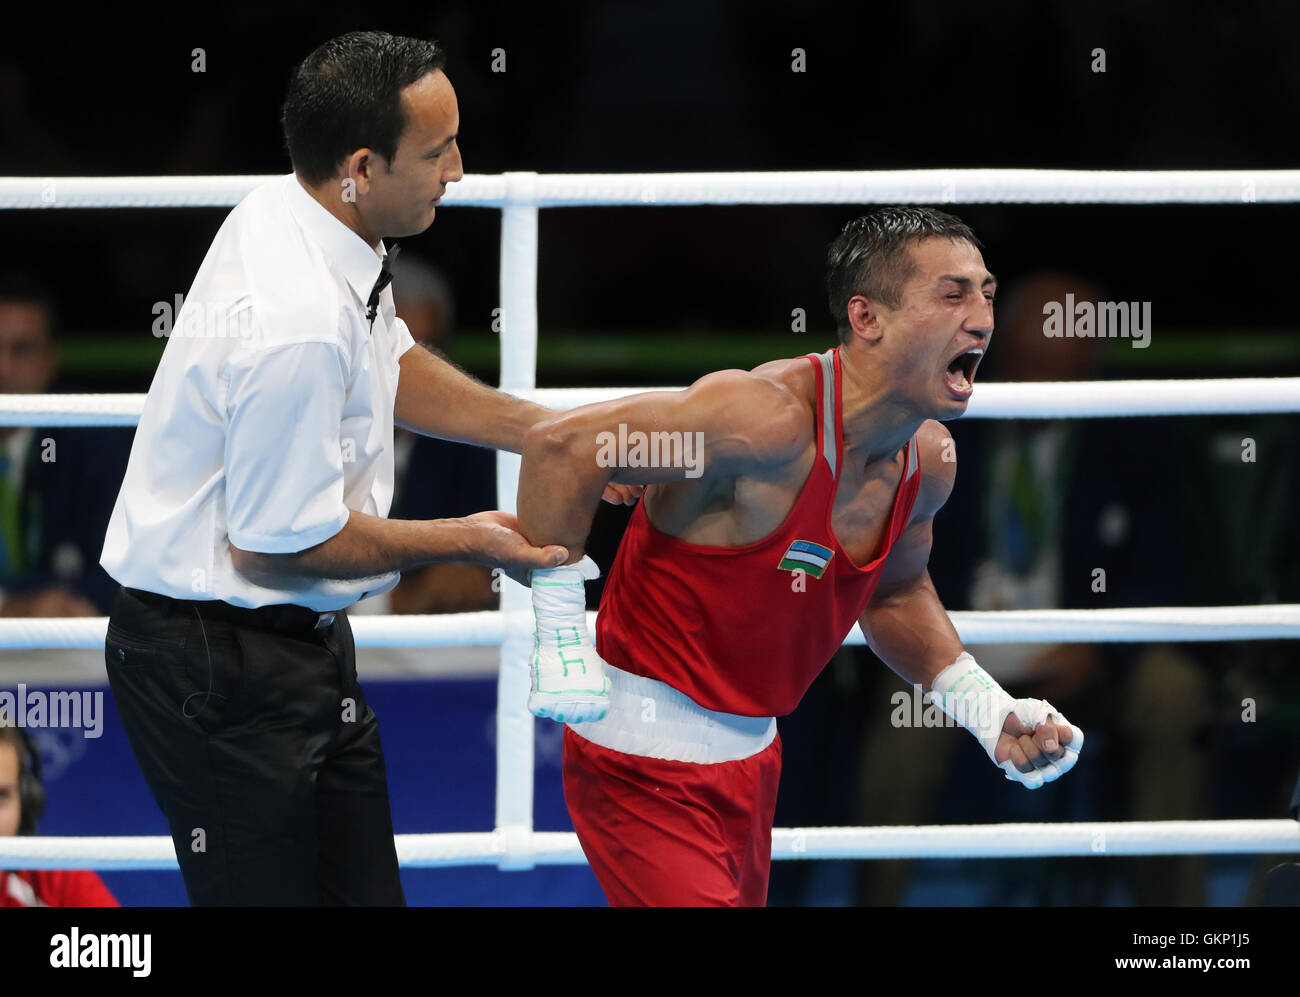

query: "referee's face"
left=366, top=69, right=463, bottom=238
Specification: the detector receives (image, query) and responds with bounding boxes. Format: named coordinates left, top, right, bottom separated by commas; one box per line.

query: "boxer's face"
left=881, top=238, right=995, bottom=419
left=0, top=742, right=22, bottom=837
left=360, top=70, right=463, bottom=239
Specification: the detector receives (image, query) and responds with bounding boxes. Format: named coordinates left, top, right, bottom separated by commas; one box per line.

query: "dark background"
left=2, top=1, right=1299, bottom=381
left=2, top=1, right=1298, bottom=907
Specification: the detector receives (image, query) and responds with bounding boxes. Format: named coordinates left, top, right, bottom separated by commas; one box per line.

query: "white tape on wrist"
left=926, top=652, right=1015, bottom=757
left=926, top=652, right=1086, bottom=790
left=531, top=555, right=600, bottom=629
left=528, top=555, right=608, bottom=723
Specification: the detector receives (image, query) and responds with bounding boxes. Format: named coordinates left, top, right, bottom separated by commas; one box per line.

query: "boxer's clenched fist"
left=992, top=701, right=1085, bottom=790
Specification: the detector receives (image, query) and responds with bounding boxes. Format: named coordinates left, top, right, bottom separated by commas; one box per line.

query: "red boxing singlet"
left=596, top=347, right=923, bottom=717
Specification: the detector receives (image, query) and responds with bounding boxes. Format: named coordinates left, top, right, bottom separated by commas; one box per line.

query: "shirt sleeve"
left=391, top=315, right=417, bottom=361
left=223, top=341, right=351, bottom=554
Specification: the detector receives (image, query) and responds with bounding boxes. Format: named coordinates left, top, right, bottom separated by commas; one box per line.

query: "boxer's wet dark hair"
left=826, top=206, right=981, bottom=342
left=282, top=31, right=446, bottom=186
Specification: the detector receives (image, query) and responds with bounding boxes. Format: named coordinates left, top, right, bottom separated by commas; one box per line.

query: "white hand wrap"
left=528, top=555, right=609, bottom=724
left=926, top=652, right=1085, bottom=790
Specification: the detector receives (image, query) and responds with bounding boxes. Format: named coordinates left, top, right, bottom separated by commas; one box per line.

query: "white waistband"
left=567, top=663, right=777, bottom=764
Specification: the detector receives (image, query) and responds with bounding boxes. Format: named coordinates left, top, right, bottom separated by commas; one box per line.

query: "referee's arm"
left=231, top=508, right=563, bottom=585
left=395, top=343, right=548, bottom=452
left=225, top=342, right=565, bottom=585
left=393, top=341, right=644, bottom=507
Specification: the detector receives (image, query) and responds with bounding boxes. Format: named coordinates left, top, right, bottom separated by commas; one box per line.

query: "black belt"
left=125, top=587, right=337, bottom=635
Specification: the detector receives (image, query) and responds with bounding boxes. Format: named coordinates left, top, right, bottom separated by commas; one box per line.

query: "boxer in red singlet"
left=516, top=207, right=1084, bottom=906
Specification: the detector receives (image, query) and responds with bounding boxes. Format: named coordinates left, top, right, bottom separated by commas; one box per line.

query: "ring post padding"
left=495, top=172, right=541, bottom=853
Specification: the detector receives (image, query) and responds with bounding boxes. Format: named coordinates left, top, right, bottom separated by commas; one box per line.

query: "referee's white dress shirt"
left=101, top=174, right=417, bottom=611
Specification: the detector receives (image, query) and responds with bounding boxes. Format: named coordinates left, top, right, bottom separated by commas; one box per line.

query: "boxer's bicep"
left=860, top=529, right=963, bottom=688
left=860, top=419, right=966, bottom=667
left=869, top=519, right=934, bottom=605
left=683, top=371, right=811, bottom=476
left=912, top=419, right=957, bottom=519
left=532, top=370, right=811, bottom=483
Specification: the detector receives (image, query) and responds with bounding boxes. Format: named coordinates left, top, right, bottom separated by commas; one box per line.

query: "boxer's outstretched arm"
left=517, top=370, right=811, bottom=561
left=857, top=421, right=962, bottom=690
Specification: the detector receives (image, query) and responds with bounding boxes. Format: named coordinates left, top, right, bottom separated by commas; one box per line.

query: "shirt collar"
left=283, top=174, right=387, bottom=304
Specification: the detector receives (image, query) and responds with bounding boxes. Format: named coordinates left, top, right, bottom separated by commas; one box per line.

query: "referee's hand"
left=463, top=510, right=568, bottom=585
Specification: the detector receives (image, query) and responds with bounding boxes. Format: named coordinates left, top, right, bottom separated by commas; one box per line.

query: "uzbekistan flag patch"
left=778, top=539, right=834, bottom=579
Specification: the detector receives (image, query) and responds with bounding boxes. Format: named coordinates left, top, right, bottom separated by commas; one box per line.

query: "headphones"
left=12, top=727, right=45, bottom=836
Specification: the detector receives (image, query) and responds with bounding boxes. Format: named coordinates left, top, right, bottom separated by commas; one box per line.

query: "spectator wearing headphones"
left=0, top=725, right=119, bottom=906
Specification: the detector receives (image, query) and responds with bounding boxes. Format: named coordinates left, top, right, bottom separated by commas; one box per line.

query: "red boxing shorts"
left=560, top=663, right=782, bottom=907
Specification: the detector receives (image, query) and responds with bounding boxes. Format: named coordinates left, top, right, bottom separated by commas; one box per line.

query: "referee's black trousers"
left=104, top=586, right=406, bottom=906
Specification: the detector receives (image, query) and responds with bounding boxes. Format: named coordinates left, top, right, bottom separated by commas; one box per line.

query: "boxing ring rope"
left=4, top=169, right=1300, bottom=207
left=1, top=168, right=1298, bottom=873
left=5, top=376, right=1300, bottom=425
left=4, top=821, right=1300, bottom=871
left=2, top=604, right=1300, bottom=651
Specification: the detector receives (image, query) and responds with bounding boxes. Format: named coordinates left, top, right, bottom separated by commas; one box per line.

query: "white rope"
left=0, top=393, right=145, bottom=426
left=0, top=612, right=510, bottom=649
left=948, top=378, right=1300, bottom=418
left=8, top=604, right=1299, bottom=651
left=522, top=378, right=1300, bottom=418
left=3, top=820, right=1295, bottom=870
left=4, top=169, right=1298, bottom=209
left=937, top=604, right=1300, bottom=644
left=5, top=377, right=1300, bottom=428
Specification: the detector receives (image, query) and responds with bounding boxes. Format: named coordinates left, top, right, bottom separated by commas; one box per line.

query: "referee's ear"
left=341, top=149, right=382, bottom=196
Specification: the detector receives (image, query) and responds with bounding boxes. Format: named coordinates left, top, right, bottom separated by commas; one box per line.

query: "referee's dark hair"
left=282, top=31, right=447, bottom=186
left=826, top=206, right=981, bottom=343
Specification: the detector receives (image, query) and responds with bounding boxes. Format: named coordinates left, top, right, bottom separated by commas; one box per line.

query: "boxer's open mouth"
left=944, top=346, right=983, bottom=397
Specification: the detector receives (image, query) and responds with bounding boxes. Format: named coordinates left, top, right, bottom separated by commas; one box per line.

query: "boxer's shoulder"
left=748, top=355, right=821, bottom=419
left=911, top=419, right=956, bottom=520
left=679, top=365, right=813, bottom=467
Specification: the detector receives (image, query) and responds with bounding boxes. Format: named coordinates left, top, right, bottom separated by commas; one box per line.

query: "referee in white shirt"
left=99, top=31, right=616, bottom=906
